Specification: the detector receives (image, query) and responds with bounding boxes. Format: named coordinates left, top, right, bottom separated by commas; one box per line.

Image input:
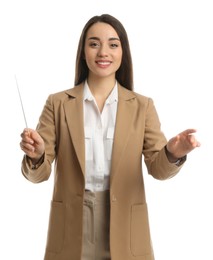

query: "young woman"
left=20, top=14, right=200, bottom=260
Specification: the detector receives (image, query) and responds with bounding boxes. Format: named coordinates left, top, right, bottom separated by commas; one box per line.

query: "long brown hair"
left=74, top=14, right=133, bottom=91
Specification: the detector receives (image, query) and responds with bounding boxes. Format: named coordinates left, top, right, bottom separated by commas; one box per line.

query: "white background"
left=0, top=0, right=212, bottom=259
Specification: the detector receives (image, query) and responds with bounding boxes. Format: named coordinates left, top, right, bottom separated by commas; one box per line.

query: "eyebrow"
left=88, top=37, right=120, bottom=41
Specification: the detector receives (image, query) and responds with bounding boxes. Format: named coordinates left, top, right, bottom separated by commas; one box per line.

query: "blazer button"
left=112, top=195, right=117, bottom=202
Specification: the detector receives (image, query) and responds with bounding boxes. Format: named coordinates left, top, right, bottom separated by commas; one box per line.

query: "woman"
left=20, top=14, right=200, bottom=260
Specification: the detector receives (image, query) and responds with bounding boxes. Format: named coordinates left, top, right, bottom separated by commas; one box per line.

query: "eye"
left=89, top=41, right=100, bottom=48
left=110, top=42, right=120, bottom=48
left=111, top=43, right=118, bottom=47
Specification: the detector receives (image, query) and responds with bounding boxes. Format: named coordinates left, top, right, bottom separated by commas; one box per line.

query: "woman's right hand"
left=20, top=128, right=45, bottom=162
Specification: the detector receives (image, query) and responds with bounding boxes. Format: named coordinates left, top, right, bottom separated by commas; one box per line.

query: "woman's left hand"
left=166, top=129, right=201, bottom=160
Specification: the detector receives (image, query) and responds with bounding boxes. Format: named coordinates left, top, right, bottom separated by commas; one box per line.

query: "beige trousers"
left=81, top=190, right=111, bottom=260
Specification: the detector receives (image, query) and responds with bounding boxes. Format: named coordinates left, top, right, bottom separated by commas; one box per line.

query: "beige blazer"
left=22, top=83, right=184, bottom=260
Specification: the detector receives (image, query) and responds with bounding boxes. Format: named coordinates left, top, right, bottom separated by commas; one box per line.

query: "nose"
left=97, top=44, right=108, bottom=57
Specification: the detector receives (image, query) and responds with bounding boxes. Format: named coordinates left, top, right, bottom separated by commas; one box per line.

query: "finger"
left=188, top=135, right=201, bottom=148
left=22, top=129, right=40, bottom=144
left=20, top=140, right=35, bottom=152
left=169, top=134, right=180, bottom=145
left=21, top=133, right=34, bottom=145
left=183, top=129, right=197, bottom=136
left=30, top=131, right=43, bottom=145
left=21, top=128, right=31, bottom=139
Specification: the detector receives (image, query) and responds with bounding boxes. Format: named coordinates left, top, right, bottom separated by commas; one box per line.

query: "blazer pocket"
left=46, top=201, right=65, bottom=253
left=130, top=203, right=153, bottom=257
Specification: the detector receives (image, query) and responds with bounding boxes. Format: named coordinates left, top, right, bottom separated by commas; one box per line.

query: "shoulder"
left=46, top=84, right=84, bottom=103
left=118, top=85, right=154, bottom=107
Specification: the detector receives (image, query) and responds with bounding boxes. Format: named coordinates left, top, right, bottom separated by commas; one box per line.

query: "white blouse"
left=83, top=81, right=118, bottom=192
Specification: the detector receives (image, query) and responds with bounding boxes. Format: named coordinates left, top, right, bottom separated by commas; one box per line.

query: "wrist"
left=27, top=153, right=44, bottom=169
left=165, top=146, right=178, bottom=163
left=164, top=146, right=186, bottom=166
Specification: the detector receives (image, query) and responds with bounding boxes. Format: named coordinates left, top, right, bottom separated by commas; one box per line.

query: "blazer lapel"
left=63, top=83, right=136, bottom=181
left=110, top=85, right=136, bottom=183
left=64, top=84, right=85, bottom=176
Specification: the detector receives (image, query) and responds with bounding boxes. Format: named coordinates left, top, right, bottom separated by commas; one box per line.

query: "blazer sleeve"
left=143, top=98, right=186, bottom=180
left=21, top=94, right=56, bottom=183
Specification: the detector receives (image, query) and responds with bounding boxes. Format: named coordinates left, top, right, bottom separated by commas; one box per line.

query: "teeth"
left=97, top=61, right=110, bottom=65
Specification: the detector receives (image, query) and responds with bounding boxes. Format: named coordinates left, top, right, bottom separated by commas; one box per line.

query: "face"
left=84, top=22, right=123, bottom=80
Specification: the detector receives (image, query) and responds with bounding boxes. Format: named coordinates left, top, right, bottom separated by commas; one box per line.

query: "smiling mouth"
left=96, top=61, right=112, bottom=65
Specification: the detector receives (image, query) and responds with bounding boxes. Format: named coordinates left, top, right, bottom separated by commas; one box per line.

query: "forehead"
left=86, top=22, right=119, bottom=40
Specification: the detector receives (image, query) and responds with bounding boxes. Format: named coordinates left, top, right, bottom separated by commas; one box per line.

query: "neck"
left=87, top=75, right=116, bottom=113
left=87, top=76, right=116, bottom=99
